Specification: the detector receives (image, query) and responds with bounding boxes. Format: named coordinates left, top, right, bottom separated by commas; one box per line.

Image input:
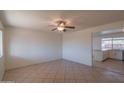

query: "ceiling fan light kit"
left=57, top=26, right=65, bottom=31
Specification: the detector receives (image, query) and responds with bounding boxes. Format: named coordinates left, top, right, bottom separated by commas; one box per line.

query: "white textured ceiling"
left=1, top=10, right=124, bottom=31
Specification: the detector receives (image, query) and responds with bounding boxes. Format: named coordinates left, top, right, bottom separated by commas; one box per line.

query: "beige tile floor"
left=3, top=59, right=124, bottom=83
left=94, top=59, right=124, bottom=74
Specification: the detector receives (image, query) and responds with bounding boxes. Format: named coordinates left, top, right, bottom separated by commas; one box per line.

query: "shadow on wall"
left=0, top=57, right=5, bottom=80
left=6, top=55, right=59, bottom=70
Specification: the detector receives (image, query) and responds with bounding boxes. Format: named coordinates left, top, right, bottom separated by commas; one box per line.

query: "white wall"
left=62, top=20, right=124, bottom=66
left=92, top=36, right=103, bottom=61
left=5, top=27, right=62, bottom=70
left=93, top=36, right=101, bottom=50
left=62, top=31, right=92, bottom=65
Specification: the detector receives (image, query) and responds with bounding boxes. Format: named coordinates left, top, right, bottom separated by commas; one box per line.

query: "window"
left=0, top=30, right=2, bottom=57
left=113, top=37, right=124, bottom=50
left=102, top=37, right=124, bottom=51
left=102, top=38, right=112, bottom=51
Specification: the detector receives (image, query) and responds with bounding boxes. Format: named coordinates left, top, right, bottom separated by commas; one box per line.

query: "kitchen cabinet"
left=93, top=50, right=109, bottom=61
left=109, top=50, right=123, bottom=60
left=93, top=50, right=124, bottom=61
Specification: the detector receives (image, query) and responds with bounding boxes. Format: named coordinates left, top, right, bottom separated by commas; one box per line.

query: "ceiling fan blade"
left=51, top=28, right=57, bottom=31
left=48, top=24, right=56, bottom=27
left=65, top=26, right=75, bottom=29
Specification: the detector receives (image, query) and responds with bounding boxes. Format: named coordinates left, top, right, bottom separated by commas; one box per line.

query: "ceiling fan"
left=51, top=20, right=75, bottom=32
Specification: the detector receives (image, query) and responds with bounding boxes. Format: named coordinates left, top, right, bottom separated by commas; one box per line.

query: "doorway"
left=92, top=29, right=124, bottom=74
